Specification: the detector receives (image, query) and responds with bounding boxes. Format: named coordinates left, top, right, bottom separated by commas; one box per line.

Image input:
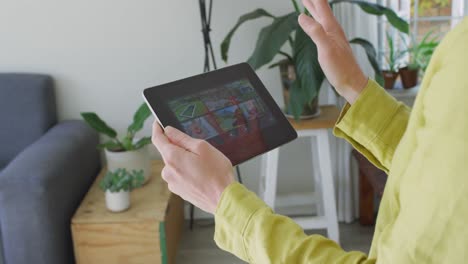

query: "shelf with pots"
left=382, top=30, right=440, bottom=90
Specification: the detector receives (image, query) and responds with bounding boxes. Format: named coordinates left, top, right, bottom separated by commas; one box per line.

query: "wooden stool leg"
left=263, top=148, right=280, bottom=209
left=317, top=129, right=340, bottom=243
left=359, top=169, right=375, bottom=225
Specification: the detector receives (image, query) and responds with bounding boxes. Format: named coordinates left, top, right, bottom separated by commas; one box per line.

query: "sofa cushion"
left=0, top=170, right=3, bottom=264
left=0, top=74, right=56, bottom=167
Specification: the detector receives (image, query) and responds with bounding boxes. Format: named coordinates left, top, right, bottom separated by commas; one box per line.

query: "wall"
left=0, top=0, right=350, bottom=218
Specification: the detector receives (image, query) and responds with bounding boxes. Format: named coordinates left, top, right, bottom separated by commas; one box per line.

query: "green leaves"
left=121, top=136, right=134, bottom=151
left=385, top=31, right=397, bottom=71
left=220, top=2, right=408, bottom=118
left=291, top=27, right=325, bottom=119
left=349, top=38, right=384, bottom=86
left=82, top=102, right=152, bottom=152
left=134, top=137, right=152, bottom=150
left=291, top=0, right=300, bottom=13
left=330, top=0, right=409, bottom=34
left=289, top=80, right=308, bottom=119
left=128, top=103, right=151, bottom=135
left=97, top=140, right=124, bottom=151
left=221, top=9, right=275, bottom=62
left=100, top=168, right=145, bottom=193
left=247, top=12, right=299, bottom=70
left=404, top=30, right=440, bottom=71
left=81, top=112, right=117, bottom=138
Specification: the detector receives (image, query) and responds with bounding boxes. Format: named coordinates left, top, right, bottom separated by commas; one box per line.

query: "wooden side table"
left=71, top=160, right=184, bottom=264
left=259, top=105, right=340, bottom=243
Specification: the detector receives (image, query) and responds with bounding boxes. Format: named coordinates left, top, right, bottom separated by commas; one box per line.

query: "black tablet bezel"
left=143, top=63, right=297, bottom=165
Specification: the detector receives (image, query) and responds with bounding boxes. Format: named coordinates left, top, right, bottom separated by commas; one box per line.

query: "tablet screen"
left=167, top=79, right=276, bottom=163
left=143, top=63, right=297, bottom=165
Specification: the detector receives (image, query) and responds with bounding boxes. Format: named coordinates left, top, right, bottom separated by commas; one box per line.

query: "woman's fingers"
left=298, top=14, right=329, bottom=47
left=302, top=0, right=346, bottom=39
left=164, top=126, right=202, bottom=155
left=302, top=0, right=320, bottom=22
left=151, top=122, right=183, bottom=164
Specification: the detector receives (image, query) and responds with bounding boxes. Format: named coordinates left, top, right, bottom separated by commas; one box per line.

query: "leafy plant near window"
left=81, top=103, right=152, bottom=152
left=221, top=0, right=409, bottom=118
left=384, top=31, right=403, bottom=72
left=403, top=30, right=440, bottom=72
left=100, top=168, right=145, bottom=192
left=379, top=31, right=405, bottom=89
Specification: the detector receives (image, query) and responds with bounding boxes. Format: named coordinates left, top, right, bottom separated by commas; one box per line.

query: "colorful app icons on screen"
left=227, top=80, right=257, bottom=102
left=181, top=116, right=218, bottom=140
left=169, top=96, right=208, bottom=122
left=199, top=89, right=234, bottom=111
left=239, top=99, right=263, bottom=120
left=168, top=78, right=276, bottom=143
left=213, top=105, right=246, bottom=132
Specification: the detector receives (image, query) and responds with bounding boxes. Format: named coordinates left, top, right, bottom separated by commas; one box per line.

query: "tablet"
left=143, top=63, right=297, bottom=165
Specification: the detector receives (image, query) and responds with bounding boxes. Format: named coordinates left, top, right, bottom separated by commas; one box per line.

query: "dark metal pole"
left=190, top=0, right=242, bottom=230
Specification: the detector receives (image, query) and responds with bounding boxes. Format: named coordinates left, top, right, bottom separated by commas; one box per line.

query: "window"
left=376, top=0, right=467, bottom=69
left=411, top=0, right=465, bottom=39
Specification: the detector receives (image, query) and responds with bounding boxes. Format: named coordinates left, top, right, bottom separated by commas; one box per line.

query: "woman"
left=151, top=0, right=468, bottom=262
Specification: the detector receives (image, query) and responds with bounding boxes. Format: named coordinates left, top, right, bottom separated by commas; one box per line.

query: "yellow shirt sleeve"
left=213, top=79, right=410, bottom=263
left=214, top=18, right=468, bottom=263
left=214, top=182, right=374, bottom=263
left=334, top=79, right=411, bottom=173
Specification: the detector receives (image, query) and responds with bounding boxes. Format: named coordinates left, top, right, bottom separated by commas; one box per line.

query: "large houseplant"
left=81, top=103, right=153, bottom=183
left=221, top=0, right=409, bottom=119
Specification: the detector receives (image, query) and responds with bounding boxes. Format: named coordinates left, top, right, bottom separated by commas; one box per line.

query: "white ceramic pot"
left=105, top=145, right=151, bottom=184
left=105, top=190, right=130, bottom=212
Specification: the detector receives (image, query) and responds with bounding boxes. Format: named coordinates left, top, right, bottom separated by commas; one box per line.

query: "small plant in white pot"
left=81, top=103, right=153, bottom=184
left=100, top=168, right=144, bottom=212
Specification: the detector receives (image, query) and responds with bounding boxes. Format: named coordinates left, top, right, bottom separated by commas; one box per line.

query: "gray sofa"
left=0, top=74, right=100, bottom=264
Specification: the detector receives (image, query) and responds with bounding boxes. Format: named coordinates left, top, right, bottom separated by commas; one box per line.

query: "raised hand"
left=152, top=123, right=235, bottom=214
left=299, top=0, right=368, bottom=104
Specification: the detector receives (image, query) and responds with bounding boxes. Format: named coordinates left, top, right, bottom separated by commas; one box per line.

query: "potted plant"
left=221, top=0, right=408, bottom=119
left=100, top=168, right=145, bottom=212
left=81, top=103, right=153, bottom=184
left=382, top=32, right=403, bottom=89
left=399, top=30, right=439, bottom=89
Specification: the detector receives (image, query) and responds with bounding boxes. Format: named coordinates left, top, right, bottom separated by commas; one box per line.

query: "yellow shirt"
left=214, top=18, right=468, bottom=263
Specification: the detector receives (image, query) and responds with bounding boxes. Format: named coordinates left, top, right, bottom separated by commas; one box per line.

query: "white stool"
left=259, top=105, right=340, bottom=243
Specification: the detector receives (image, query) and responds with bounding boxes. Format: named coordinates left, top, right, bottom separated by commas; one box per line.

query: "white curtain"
left=318, top=1, right=379, bottom=223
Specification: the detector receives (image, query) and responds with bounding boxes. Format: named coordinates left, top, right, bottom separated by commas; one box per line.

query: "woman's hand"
left=299, top=0, right=368, bottom=104
left=152, top=122, right=235, bottom=214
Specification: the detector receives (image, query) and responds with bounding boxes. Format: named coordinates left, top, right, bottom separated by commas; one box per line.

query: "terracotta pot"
left=399, top=66, right=419, bottom=89
left=279, top=60, right=320, bottom=119
left=382, top=70, right=398, bottom=89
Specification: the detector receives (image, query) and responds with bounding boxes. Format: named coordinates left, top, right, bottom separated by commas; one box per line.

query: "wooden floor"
left=176, top=220, right=374, bottom=263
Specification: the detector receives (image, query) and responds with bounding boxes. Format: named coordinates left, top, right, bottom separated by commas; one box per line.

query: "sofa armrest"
left=0, top=120, right=100, bottom=264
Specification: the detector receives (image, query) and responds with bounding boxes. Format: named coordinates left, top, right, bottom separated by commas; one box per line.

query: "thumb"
left=164, top=126, right=200, bottom=153
left=298, top=14, right=328, bottom=48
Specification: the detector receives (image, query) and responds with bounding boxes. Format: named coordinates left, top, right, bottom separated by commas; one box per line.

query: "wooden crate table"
left=71, top=160, right=184, bottom=264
